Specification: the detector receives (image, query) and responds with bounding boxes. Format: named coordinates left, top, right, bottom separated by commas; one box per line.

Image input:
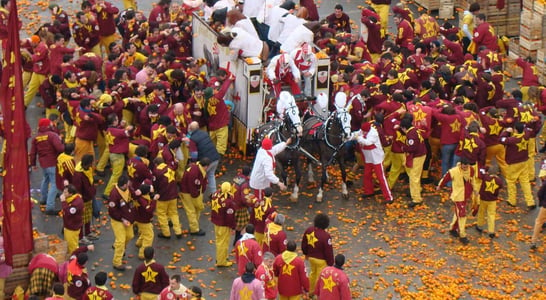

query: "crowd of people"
left=1, top=0, right=546, bottom=298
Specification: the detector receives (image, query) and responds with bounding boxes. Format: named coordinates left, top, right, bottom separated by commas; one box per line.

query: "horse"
left=299, top=92, right=353, bottom=202
left=252, top=91, right=303, bottom=201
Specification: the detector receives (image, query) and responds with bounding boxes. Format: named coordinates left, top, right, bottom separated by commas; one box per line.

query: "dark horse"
left=299, top=108, right=352, bottom=202
left=252, top=92, right=303, bottom=201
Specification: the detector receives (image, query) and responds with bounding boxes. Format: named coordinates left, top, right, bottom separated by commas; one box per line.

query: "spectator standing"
left=180, top=157, right=210, bottom=236
left=326, top=4, right=351, bottom=33
left=187, top=121, right=220, bottom=198
left=60, top=185, right=84, bottom=254
left=314, top=254, right=352, bottom=299
left=301, top=213, right=334, bottom=295
left=82, top=271, right=113, bottom=300
left=263, top=213, right=288, bottom=256
left=211, top=182, right=236, bottom=267
left=132, top=247, right=170, bottom=300
left=531, top=162, right=546, bottom=250
left=273, top=240, right=309, bottom=299
left=108, top=175, right=135, bottom=271
left=133, top=183, right=158, bottom=259
left=475, top=168, right=503, bottom=238
left=72, top=154, right=98, bottom=244
left=230, top=262, right=265, bottom=300
left=153, top=157, right=183, bottom=240
left=234, top=224, right=263, bottom=276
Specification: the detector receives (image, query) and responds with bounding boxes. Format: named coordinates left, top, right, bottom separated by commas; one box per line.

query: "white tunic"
left=356, top=127, right=385, bottom=164
left=228, top=27, right=263, bottom=59
left=249, top=142, right=288, bottom=190
left=277, top=14, right=305, bottom=45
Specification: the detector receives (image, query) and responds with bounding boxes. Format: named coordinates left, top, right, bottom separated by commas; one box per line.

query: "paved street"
left=14, top=0, right=546, bottom=299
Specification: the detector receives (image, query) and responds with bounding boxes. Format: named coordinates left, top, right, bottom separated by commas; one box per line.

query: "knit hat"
left=539, top=160, right=546, bottom=178
left=38, top=118, right=51, bottom=128
left=204, top=87, right=214, bottom=99
left=361, top=122, right=371, bottom=132
left=261, top=138, right=273, bottom=150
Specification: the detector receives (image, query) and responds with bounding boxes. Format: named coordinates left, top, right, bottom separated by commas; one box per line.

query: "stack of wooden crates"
left=456, top=0, right=520, bottom=36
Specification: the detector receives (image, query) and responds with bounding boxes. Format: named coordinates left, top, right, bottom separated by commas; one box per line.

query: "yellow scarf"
left=115, top=185, right=130, bottom=203
left=197, top=162, right=206, bottom=177
left=57, top=153, right=75, bottom=177
left=385, top=78, right=399, bottom=86
left=75, top=162, right=93, bottom=185
left=281, top=250, right=298, bottom=265
left=66, top=193, right=79, bottom=204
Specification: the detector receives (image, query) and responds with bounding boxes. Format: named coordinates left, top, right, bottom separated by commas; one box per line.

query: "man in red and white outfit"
left=291, top=42, right=317, bottom=97
left=355, top=122, right=393, bottom=203
left=266, top=53, right=301, bottom=98
left=249, top=137, right=289, bottom=200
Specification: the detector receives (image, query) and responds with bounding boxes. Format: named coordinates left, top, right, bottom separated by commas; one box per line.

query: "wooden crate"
left=415, top=0, right=441, bottom=10
left=535, top=0, right=546, bottom=15
left=521, top=8, right=534, bottom=28
left=523, top=0, right=534, bottom=10
left=47, top=235, right=67, bottom=263
left=519, top=46, right=538, bottom=60
left=520, top=24, right=543, bottom=40
left=4, top=267, right=30, bottom=298
left=11, top=253, right=31, bottom=268
left=538, top=48, right=546, bottom=64
left=495, top=24, right=507, bottom=36
left=520, top=36, right=543, bottom=51
left=33, top=233, right=49, bottom=254
left=504, top=58, right=523, bottom=78
left=439, top=5, right=454, bottom=19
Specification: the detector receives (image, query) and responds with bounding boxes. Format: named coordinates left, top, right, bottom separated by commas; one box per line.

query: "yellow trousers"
left=255, top=232, right=264, bottom=248
left=99, top=34, right=118, bottom=55
left=387, top=152, right=406, bottom=188
left=156, top=199, right=182, bottom=236
left=383, top=145, right=392, bottom=169
left=64, top=228, right=80, bottom=255
left=23, top=70, right=31, bottom=88
left=371, top=3, right=390, bottom=38
left=407, top=155, right=426, bottom=203
left=209, top=125, right=229, bottom=155
left=45, top=108, right=60, bottom=119
left=74, top=138, right=94, bottom=163
left=527, top=138, right=537, bottom=180
left=214, top=225, right=231, bottom=265
left=135, top=222, right=154, bottom=259
left=24, top=73, right=46, bottom=106
left=96, top=147, right=110, bottom=172
left=308, top=257, right=327, bottom=295
left=0, top=277, right=4, bottom=300
left=477, top=200, right=497, bottom=234
left=104, top=153, right=125, bottom=195
left=506, top=161, right=534, bottom=206
left=122, top=109, right=135, bottom=126
left=96, top=131, right=107, bottom=168
left=111, top=219, right=134, bottom=266
left=180, top=193, right=204, bottom=233
left=521, top=86, right=530, bottom=101
left=123, top=0, right=137, bottom=9
left=280, top=296, right=302, bottom=300
left=485, top=144, right=507, bottom=176
left=139, top=292, right=159, bottom=300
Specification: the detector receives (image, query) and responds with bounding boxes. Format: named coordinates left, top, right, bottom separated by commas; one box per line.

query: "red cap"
left=261, top=138, right=273, bottom=150
left=38, top=118, right=51, bottom=128
left=361, top=122, right=371, bottom=132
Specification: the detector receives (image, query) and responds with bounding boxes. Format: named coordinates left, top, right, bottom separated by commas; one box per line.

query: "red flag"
left=0, top=0, right=33, bottom=266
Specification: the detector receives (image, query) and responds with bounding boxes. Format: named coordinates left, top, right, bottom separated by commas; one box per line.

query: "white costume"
left=277, top=14, right=305, bottom=45
left=249, top=142, right=288, bottom=190
left=356, top=127, right=384, bottom=164
left=267, top=6, right=289, bottom=41
left=281, top=23, right=315, bottom=53
left=226, top=27, right=264, bottom=60
left=290, top=43, right=317, bottom=96
left=242, top=0, right=266, bottom=22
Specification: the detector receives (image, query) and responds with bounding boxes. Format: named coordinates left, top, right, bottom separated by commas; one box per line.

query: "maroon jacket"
left=66, top=257, right=89, bottom=299
left=38, top=77, right=58, bottom=109
left=31, top=42, right=50, bottom=75
left=133, top=194, right=156, bottom=223
left=49, top=44, right=75, bottom=76
left=108, top=186, right=135, bottom=223
left=127, top=156, right=153, bottom=189
left=62, top=193, right=84, bottom=230
left=404, top=126, right=426, bottom=168
left=73, top=19, right=101, bottom=52
left=301, top=226, right=334, bottom=266
left=235, top=237, right=263, bottom=276
left=206, top=78, right=233, bottom=131
left=93, top=2, right=119, bottom=37
left=179, top=163, right=207, bottom=197
left=299, top=0, right=319, bottom=21
left=478, top=172, right=503, bottom=201
left=456, top=131, right=486, bottom=167
left=432, top=110, right=463, bottom=145
left=75, top=107, right=105, bottom=141
left=396, top=19, right=414, bottom=49
left=72, top=169, right=96, bottom=201
left=30, top=127, right=64, bottom=168
left=473, top=22, right=498, bottom=51
left=499, top=129, right=532, bottom=164
left=210, top=192, right=236, bottom=228
left=106, top=126, right=131, bottom=154
left=132, top=260, right=169, bottom=295
left=153, top=163, right=179, bottom=201
left=263, top=221, right=287, bottom=256
left=516, top=58, right=540, bottom=87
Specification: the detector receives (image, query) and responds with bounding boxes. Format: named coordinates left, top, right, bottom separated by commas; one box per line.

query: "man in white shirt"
left=249, top=137, right=290, bottom=200
left=290, top=43, right=317, bottom=96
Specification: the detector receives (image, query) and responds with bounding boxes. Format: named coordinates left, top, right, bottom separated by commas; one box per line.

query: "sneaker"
left=157, top=233, right=171, bottom=239
left=113, top=265, right=126, bottom=271
left=528, top=205, right=537, bottom=210
left=96, top=170, right=105, bottom=177
left=86, top=233, right=99, bottom=240
left=175, top=234, right=183, bottom=239
left=488, top=233, right=495, bottom=239
left=420, top=178, right=434, bottom=184
left=449, top=230, right=459, bottom=238
left=79, top=237, right=93, bottom=245
left=45, top=209, right=60, bottom=216
left=190, top=229, right=206, bottom=236
left=475, top=225, right=483, bottom=233
left=215, top=261, right=233, bottom=267
left=408, top=202, right=421, bottom=208
left=459, top=237, right=469, bottom=245
left=530, top=243, right=537, bottom=250
left=506, top=201, right=516, bottom=207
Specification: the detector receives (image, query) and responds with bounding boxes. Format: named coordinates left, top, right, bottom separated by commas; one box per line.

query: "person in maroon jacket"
left=93, top=0, right=119, bottom=55
left=516, top=57, right=540, bottom=101
left=500, top=122, right=535, bottom=209
left=132, top=247, right=170, bottom=300
left=83, top=272, right=113, bottom=300
left=148, top=0, right=170, bottom=30
left=263, top=213, right=287, bottom=257
left=478, top=107, right=507, bottom=176
left=442, top=35, right=464, bottom=66
left=72, top=154, right=98, bottom=244
left=61, top=185, right=85, bottom=254
left=235, top=224, right=263, bottom=276
left=299, top=0, right=319, bottom=21
left=250, top=187, right=276, bottom=247
left=472, top=14, right=498, bottom=53
left=210, top=182, right=236, bottom=267
left=301, top=213, right=334, bottom=295
left=66, top=252, right=90, bottom=299
left=314, top=254, right=352, bottom=300
left=48, top=4, right=71, bottom=42
left=180, top=158, right=209, bottom=236
left=433, top=104, right=463, bottom=180
left=103, top=113, right=133, bottom=197
left=326, top=4, right=351, bottom=33
left=56, top=143, right=75, bottom=193
left=30, top=118, right=65, bottom=214
left=23, top=35, right=50, bottom=106
left=73, top=11, right=101, bottom=56
left=475, top=167, right=503, bottom=238
left=127, top=145, right=153, bottom=189
left=133, top=183, right=159, bottom=259
left=204, top=74, right=233, bottom=155
left=38, top=75, right=63, bottom=117
left=74, top=98, right=105, bottom=163
left=400, top=117, right=428, bottom=208
left=108, top=175, right=135, bottom=271
left=153, top=157, right=183, bottom=240
left=273, top=240, right=309, bottom=299
left=393, top=13, right=414, bottom=58
left=49, top=34, right=76, bottom=77
left=360, top=7, right=382, bottom=58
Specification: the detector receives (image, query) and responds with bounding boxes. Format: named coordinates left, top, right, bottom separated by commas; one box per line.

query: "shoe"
left=102, top=194, right=109, bottom=200
left=540, top=145, right=546, bottom=153
left=96, top=170, right=105, bottom=177
left=113, top=265, right=126, bottom=271
left=190, top=229, right=206, bottom=236
left=449, top=230, right=459, bottom=238
left=420, top=178, right=434, bottom=184
left=86, top=233, right=99, bottom=240
left=542, top=223, right=546, bottom=229
left=506, top=201, right=516, bottom=207
left=45, top=209, right=60, bottom=216
left=530, top=243, right=537, bottom=250
left=459, top=237, right=469, bottom=245
left=361, top=194, right=375, bottom=199
left=488, top=233, right=495, bottom=239
left=475, top=225, right=483, bottom=233
left=528, top=205, right=537, bottom=210
left=216, top=261, right=233, bottom=267
left=408, top=202, right=421, bottom=208
left=384, top=199, right=394, bottom=204
left=176, top=234, right=183, bottom=239
left=79, top=237, right=93, bottom=245
left=157, top=233, right=171, bottom=239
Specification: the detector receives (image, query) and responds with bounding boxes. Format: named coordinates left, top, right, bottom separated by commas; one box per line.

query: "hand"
left=193, top=111, right=202, bottom=116
left=126, top=125, right=134, bottom=131
left=134, top=189, right=142, bottom=196
left=506, top=127, right=513, bottom=133
left=286, top=137, right=293, bottom=145
left=153, top=194, right=160, bottom=201
left=278, top=182, right=287, bottom=191
left=87, top=244, right=95, bottom=251
left=60, top=194, right=66, bottom=202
